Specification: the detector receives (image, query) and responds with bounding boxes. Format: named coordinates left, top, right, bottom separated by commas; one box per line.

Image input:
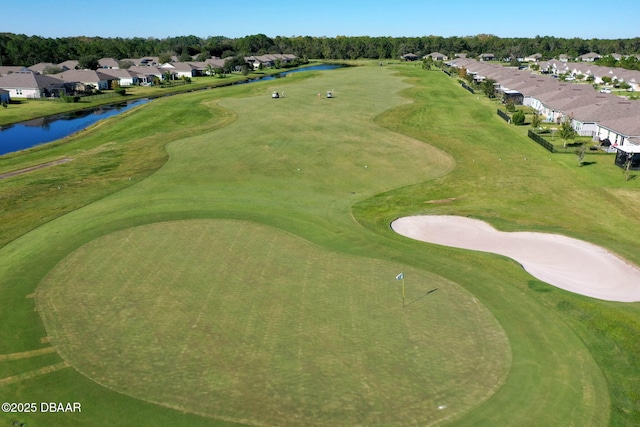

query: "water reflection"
left=0, top=100, right=148, bottom=156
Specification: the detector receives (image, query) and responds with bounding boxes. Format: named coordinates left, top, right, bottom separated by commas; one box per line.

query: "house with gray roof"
left=98, top=58, right=120, bottom=69
left=160, top=62, right=198, bottom=78
left=245, top=54, right=298, bottom=69
left=593, top=102, right=640, bottom=147
left=0, top=66, right=27, bottom=77
left=578, top=52, right=601, bottom=62
left=58, top=60, right=79, bottom=70
left=524, top=53, right=542, bottom=62
left=28, top=62, right=65, bottom=74
left=98, top=68, right=139, bottom=86
left=425, top=52, right=448, bottom=61
left=128, top=66, right=164, bottom=84
left=51, top=69, right=113, bottom=92
left=446, top=58, right=640, bottom=149
left=0, top=71, right=68, bottom=98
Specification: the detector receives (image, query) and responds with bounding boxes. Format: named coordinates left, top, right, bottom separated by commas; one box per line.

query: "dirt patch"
left=0, top=158, right=73, bottom=180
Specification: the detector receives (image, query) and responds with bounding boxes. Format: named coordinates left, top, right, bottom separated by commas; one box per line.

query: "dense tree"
left=482, top=78, right=497, bottom=98
left=1, top=32, right=639, bottom=67
left=77, top=55, right=100, bottom=70
left=158, top=52, right=173, bottom=64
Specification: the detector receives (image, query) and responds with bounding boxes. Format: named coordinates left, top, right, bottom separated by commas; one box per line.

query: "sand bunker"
left=391, top=215, right=640, bottom=302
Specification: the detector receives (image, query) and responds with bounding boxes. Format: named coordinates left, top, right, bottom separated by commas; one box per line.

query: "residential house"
left=446, top=57, right=640, bottom=146
left=0, top=71, right=68, bottom=98
left=99, top=68, right=139, bottom=86
left=28, top=62, right=67, bottom=74
left=244, top=54, right=298, bottom=69
left=479, top=53, right=496, bottom=61
left=98, top=58, right=120, bottom=69
left=137, top=57, right=160, bottom=66
left=183, top=58, right=229, bottom=75
left=524, top=53, right=542, bottom=62
left=58, top=60, right=79, bottom=70
left=0, top=66, right=27, bottom=76
left=128, top=66, right=165, bottom=84
left=425, top=52, right=448, bottom=61
left=52, top=69, right=113, bottom=92
left=160, top=62, right=198, bottom=78
left=201, top=58, right=227, bottom=74
left=594, top=102, right=640, bottom=146
left=578, top=52, right=601, bottom=62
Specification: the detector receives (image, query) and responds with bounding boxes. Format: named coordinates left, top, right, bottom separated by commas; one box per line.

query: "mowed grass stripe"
left=36, top=219, right=510, bottom=426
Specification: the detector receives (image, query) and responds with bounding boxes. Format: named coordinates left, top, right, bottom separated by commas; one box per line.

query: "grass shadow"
left=405, top=288, right=438, bottom=307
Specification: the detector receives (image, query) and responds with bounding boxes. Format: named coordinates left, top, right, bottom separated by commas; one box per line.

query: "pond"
left=0, top=99, right=149, bottom=156
left=234, top=63, right=344, bottom=84
left=0, top=64, right=344, bottom=157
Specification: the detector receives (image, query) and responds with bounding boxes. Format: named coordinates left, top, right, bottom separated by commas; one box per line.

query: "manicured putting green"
left=37, top=219, right=509, bottom=425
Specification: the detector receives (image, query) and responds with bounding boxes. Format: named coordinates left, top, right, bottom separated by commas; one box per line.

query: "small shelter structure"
left=614, top=145, right=640, bottom=170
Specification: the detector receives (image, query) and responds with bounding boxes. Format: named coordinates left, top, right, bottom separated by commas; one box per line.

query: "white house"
left=424, top=52, right=448, bottom=61
left=0, top=71, right=67, bottom=98
left=160, top=62, right=198, bottom=78
left=524, top=53, right=542, bottom=62
left=52, top=69, right=112, bottom=91
left=128, top=66, right=165, bottom=83
left=99, top=68, right=139, bottom=86
left=578, top=52, right=601, bottom=62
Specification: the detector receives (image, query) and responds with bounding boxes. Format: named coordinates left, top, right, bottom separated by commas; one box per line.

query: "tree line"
left=2, top=32, right=640, bottom=67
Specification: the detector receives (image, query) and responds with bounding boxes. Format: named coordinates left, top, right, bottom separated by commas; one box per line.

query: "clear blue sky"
left=3, top=0, right=639, bottom=40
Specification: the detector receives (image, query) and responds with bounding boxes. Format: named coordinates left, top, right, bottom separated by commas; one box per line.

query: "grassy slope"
left=0, top=63, right=637, bottom=425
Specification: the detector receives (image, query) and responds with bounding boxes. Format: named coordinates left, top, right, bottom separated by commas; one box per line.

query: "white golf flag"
left=396, top=272, right=404, bottom=280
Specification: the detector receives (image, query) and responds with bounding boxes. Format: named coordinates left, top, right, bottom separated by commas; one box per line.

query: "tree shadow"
left=405, top=288, right=438, bottom=307
left=580, top=161, right=597, bottom=166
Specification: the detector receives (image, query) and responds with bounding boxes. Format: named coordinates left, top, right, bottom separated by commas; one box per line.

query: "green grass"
left=0, top=62, right=638, bottom=425
left=36, top=220, right=509, bottom=426
left=0, top=65, right=313, bottom=127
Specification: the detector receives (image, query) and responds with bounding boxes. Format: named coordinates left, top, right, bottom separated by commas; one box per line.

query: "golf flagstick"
left=396, top=272, right=405, bottom=308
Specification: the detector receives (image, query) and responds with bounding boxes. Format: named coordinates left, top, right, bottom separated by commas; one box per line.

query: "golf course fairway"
left=2, top=62, right=637, bottom=425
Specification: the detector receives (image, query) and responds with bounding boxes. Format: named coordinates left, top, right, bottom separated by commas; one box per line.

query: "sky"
left=3, top=0, right=639, bottom=40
